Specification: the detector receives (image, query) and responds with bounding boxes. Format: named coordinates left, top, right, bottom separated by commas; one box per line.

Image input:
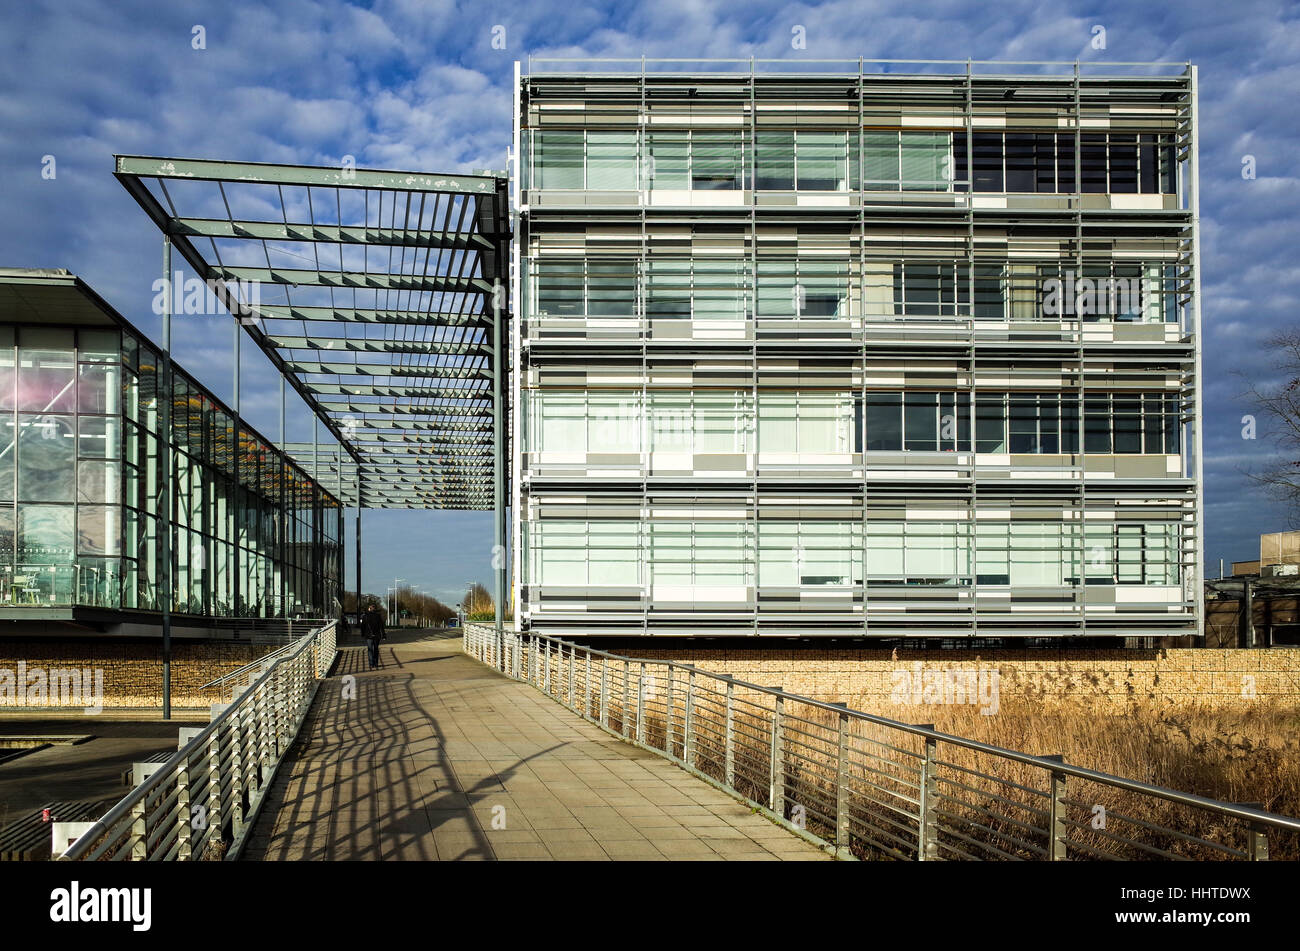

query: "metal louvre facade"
left=513, top=60, right=1203, bottom=640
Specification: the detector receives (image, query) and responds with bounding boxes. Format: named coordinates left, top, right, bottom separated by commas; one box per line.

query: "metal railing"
left=199, top=622, right=332, bottom=702
left=464, top=623, right=1299, bottom=861
left=59, top=620, right=337, bottom=861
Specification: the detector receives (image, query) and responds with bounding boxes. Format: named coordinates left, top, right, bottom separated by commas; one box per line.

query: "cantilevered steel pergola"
left=114, top=156, right=511, bottom=701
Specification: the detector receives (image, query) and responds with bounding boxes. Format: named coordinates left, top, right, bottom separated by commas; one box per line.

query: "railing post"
left=664, top=666, right=675, bottom=757
left=622, top=660, right=631, bottom=738
left=1248, top=825, right=1270, bottom=861
left=835, top=712, right=850, bottom=858
left=584, top=651, right=592, bottom=720
left=1235, top=803, right=1270, bottom=861
left=918, top=733, right=938, bottom=861
left=230, top=706, right=245, bottom=841
left=567, top=644, right=575, bottom=710
left=684, top=670, right=696, bottom=769
left=543, top=639, right=551, bottom=696
left=724, top=679, right=735, bottom=789
left=600, top=657, right=608, bottom=727
left=636, top=662, right=646, bottom=744
left=207, top=729, right=222, bottom=859
left=176, top=756, right=192, bottom=861
left=131, top=796, right=147, bottom=860
left=1047, top=755, right=1068, bottom=861
left=768, top=687, right=784, bottom=817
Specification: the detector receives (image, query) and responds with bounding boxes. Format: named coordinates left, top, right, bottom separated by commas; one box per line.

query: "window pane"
left=587, top=261, right=636, bottom=315
left=18, top=329, right=75, bottom=412
left=1113, top=397, right=1142, bottom=453
left=758, top=392, right=798, bottom=452
left=647, top=132, right=689, bottom=188
left=1008, top=398, right=1038, bottom=453
left=1138, top=134, right=1159, bottom=194
left=1084, top=397, right=1111, bottom=452
left=972, top=132, right=1003, bottom=191
left=692, top=131, right=744, bottom=190
left=755, top=131, right=794, bottom=190
left=18, top=414, right=75, bottom=501
left=587, top=131, right=638, bottom=190
left=645, top=259, right=692, bottom=318
left=976, top=395, right=1005, bottom=452
left=1004, top=133, right=1035, bottom=192
left=78, top=329, right=119, bottom=363
left=77, top=460, right=120, bottom=504
left=865, top=393, right=902, bottom=450
left=18, top=504, right=74, bottom=564
left=900, top=132, right=948, bottom=191
left=77, top=505, right=121, bottom=556
left=78, top=362, right=119, bottom=414
left=535, top=261, right=584, bottom=315
left=1057, top=134, right=1076, bottom=193
left=903, top=392, right=937, bottom=451
left=1080, top=133, right=1108, bottom=193
left=535, top=131, right=584, bottom=189
left=1108, top=133, right=1138, bottom=193
left=798, top=131, right=847, bottom=190
left=864, top=131, right=900, bottom=189
left=1034, top=134, right=1056, bottom=192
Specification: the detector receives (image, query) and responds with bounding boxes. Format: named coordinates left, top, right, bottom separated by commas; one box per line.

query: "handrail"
left=463, top=623, right=1299, bottom=860
left=199, top=641, right=300, bottom=691
left=59, top=620, right=337, bottom=861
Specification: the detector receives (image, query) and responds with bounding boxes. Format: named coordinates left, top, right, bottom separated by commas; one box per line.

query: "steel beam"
left=116, top=154, right=501, bottom=195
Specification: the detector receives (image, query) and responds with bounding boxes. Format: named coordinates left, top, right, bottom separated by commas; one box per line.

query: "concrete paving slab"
left=240, top=634, right=830, bottom=862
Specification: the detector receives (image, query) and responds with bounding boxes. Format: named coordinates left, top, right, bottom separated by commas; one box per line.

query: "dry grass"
left=527, top=649, right=1300, bottom=860
left=847, top=696, right=1300, bottom=822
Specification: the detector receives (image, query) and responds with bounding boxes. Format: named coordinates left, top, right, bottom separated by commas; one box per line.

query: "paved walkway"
left=242, top=631, right=830, bottom=861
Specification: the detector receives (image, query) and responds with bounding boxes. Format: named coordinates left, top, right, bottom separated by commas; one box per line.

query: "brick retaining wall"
left=0, top=639, right=275, bottom=709
left=617, top=646, right=1300, bottom=709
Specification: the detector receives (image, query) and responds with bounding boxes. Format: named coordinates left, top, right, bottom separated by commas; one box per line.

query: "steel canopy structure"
left=113, top=155, right=510, bottom=513
left=113, top=156, right=512, bottom=684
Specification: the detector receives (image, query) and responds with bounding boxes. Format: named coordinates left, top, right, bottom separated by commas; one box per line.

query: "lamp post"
left=412, top=585, right=424, bottom=627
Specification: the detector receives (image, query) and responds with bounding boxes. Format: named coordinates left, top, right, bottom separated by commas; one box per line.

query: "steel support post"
left=636, top=662, right=646, bottom=744
left=836, top=712, right=850, bottom=857
left=160, top=237, right=173, bottom=719
left=684, top=671, right=696, bottom=768
left=1049, top=764, right=1069, bottom=861
left=492, top=275, right=506, bottom=671
left=768, top=689, right=785, bottom=816
left=724, top=679, right=735, bottom=788
left=919, top=735, right=938, bottom=861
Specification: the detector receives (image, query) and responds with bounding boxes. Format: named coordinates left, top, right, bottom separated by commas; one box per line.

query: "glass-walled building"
left=513, top=61, right=1203, bottom=640
left=0, top=269, right=343, bottom=620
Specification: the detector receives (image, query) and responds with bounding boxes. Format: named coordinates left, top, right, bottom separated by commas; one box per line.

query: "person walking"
left=360, top=602, right=385, bottom=670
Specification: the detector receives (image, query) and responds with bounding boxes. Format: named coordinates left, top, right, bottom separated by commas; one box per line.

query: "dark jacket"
left=360, top=609, right=385, bottom=640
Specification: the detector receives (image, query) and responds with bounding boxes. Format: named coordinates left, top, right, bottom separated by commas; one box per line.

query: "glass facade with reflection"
left=0, top=322, right=342, bottom=616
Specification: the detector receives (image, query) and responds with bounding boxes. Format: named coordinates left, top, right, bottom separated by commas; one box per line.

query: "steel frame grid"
left=113, top=154, right=511, bottom=513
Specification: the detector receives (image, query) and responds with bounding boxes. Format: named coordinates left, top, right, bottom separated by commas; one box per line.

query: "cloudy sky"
left=1, top=0, right=1295, bottom=603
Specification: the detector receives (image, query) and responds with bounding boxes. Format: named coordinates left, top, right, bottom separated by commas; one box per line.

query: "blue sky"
left=1, top=0, right=1296, bottom=603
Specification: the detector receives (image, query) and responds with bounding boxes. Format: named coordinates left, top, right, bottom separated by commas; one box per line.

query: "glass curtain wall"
left=0, top=323, right=342, bottom=614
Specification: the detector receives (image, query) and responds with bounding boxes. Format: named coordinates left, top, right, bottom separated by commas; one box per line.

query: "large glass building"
left=0, top=268, right=343, bottom=624
left=512, top=60, right=1203, bottom=640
